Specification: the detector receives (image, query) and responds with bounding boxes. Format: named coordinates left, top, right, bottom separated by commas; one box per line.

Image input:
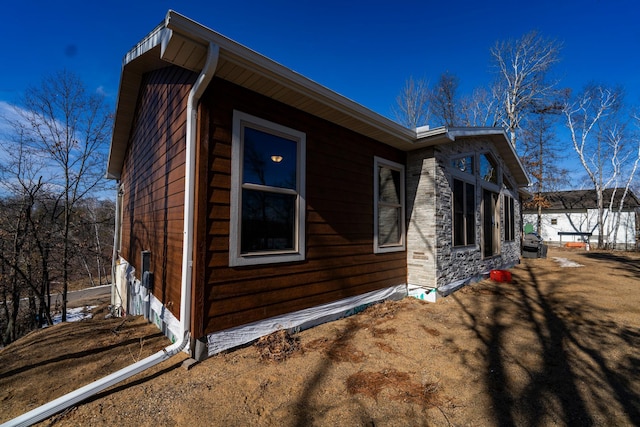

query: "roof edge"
left=163, top=10, right=416, bottom=143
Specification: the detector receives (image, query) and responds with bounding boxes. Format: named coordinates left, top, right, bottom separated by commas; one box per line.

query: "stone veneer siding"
left=406, top=137, right=522, bottom=290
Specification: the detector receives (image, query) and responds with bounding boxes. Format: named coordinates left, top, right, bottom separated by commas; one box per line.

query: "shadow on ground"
left=451, top=255, right=640, bottom=426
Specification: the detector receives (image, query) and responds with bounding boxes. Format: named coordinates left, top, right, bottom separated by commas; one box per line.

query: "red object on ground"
left=490, top=270, right=512, bottom=283
left=565, top=242, right=586, bottom=248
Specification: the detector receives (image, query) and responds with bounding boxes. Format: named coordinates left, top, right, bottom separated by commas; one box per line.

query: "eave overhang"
left=413, top=126, right=531, bottom=188
left=107, top=10, right=416, bottom=179
left=107, top=10, right=530, bottom=191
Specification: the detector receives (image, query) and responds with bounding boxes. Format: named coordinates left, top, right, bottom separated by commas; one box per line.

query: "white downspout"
left=110, top=183, right=124, bottom=314
left=181, top=42, right=220, bottom=349
left=2, top=42, right=220, bottom=427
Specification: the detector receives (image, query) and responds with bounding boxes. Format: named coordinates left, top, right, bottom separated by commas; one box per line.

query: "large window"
left=453, top=178, right=476, bottom=246
left=504, top=195, right=515, bottom=241
left=374, top=157, right=405, bottom=253
left=230, top=111, right=306, bottom=266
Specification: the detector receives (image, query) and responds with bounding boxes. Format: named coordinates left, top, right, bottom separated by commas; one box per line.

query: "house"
left=107, top=11, right=530, bottom=360
left=523, top=188, right=640, bottom=250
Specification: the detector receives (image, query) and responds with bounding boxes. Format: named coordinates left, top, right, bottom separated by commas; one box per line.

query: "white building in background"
left=523, top=188, right=640, bottom=250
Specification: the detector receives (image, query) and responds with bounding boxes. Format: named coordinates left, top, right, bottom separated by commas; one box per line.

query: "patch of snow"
left=552, top=257, right=584, bottom=268
left=50, top=306, right=97, bottom=326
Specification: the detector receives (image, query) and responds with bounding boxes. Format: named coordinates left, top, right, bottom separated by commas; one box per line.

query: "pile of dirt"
left=255, top=329, right=301, bottom=362
left=1, top=247, right=639, bottom=426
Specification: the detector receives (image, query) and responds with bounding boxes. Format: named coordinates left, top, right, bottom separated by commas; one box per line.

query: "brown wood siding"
left=198, top=78, right=407, bottom=333
left=119, top=66, right=197, bottom=318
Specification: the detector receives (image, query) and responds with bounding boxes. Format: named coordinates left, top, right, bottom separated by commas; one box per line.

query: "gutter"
left=2, top=41, right=220, bottom=427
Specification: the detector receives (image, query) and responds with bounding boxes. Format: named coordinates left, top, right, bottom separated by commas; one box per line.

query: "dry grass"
left=254, top=330, right=301, bottom=362
left=1, top=247, right=639, bottom=426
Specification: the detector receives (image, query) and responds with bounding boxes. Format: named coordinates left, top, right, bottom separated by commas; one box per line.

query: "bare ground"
left=1, top=246, right=639, bottom=426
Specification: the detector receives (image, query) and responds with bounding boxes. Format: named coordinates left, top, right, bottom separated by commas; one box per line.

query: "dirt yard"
left=1, top=246, right=639, bottom=426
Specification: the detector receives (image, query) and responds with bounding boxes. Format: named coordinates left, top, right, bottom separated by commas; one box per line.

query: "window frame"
left=229, top=110, right=306, bottom=267
left=504, top=194, right=516, bottom=241
left=452, top=177, right=476, bottom=247
left=373, top=156, right=406, bottom=254
left=480, top=153, right=499, bottom=184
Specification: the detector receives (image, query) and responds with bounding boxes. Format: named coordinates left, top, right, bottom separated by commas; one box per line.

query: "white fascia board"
left=164, top=10, right=416, bottom=145
left=124, top=21, right=167, bottom=66
left=107, top=23, right=169, bottom=179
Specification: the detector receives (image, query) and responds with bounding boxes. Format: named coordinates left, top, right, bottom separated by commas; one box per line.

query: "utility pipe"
left=110, top=184, right=124, bottom=315
left=2, top=41, right=220, bottom=427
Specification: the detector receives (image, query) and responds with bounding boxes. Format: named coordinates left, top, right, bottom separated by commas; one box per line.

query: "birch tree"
left=393, top=76, right=430, bottom=129
left=459, top=87, right=501, bottom=127
left=607, top=114, right=640, bottom=247
left=563, top=84, right=640, bottom=248
left=491, top=31, right=562, bottom=148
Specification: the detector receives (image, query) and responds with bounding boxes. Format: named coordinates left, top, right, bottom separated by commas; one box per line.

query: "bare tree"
left=520, top=100, right=568, bottom=232
left=491, top=31, right=562, bottom=148
left=11, top=70, right=112, bottom=322
left=606, top=114, right=640, bottom=247
left=429, top=72, right=460, bottom=127
left=563, top=84, right=639, bottom=248
left=459, top=87, right=501, bottom=127
left=393, top=76, right=430, bottom=129
left=0, top=127, right=56, bottom=341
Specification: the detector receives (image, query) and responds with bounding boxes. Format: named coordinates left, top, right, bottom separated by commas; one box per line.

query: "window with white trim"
left=374, top=157, right=405, bottom=253
left=229, top=111, right=306, bottom=266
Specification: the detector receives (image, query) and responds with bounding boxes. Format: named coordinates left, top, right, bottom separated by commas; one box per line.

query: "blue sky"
left=2, top=0, right=638, bottom=116
left=1, top=0, right=639, bottom=181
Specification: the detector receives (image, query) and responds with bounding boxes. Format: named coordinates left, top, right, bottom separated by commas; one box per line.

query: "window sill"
left=374, top=246, right=406, bottom=254
left=230, top=251, right=305, bottom=267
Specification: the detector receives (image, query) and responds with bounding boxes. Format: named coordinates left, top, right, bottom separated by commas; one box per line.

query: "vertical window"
left=504, top=195, right=515, bottom=241
left=482, top=189, right=500, bottom=257
left=230, top=111, right=306, bottom=266
left=374, top=157, right=405, bottom=253
left=453, top=178, right=476, bottom=246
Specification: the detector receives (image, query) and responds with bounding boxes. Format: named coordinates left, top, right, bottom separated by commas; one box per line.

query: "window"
left=504, top=195, right=515, bottom=241
left=374, top=157, right=405, bottom=253
left=480, top=153, right=498, bottom=184
left=229, top=111, right=306, bottom=266
left=451, top=155, right=474, bottom=175
left=453, top=178, right=476, bottom=246
left=482, top=189, right=500, bottom=257
left=551, top=218, right=558, bottom=225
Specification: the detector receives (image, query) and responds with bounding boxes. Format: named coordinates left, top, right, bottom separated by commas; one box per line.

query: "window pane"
left=378, top=205, right=401, bottom=246
left=379, top=167, right=401, bottom=205
left=452, top=156, right=474, bottom=174
left=480, top=154, right=498, bottom=183
left=453, top=179, right=465, bottom=246
left=506, top=196, right=515, bottom=241
left=453, top=179, right=475, bottom=246
left=453, top=179, right=464, bottom=214
left=241, top=189, right=295, bottom=253
left=243, top=127, right=297, bottom=189
left=465, top=182, right=476, bottom=244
